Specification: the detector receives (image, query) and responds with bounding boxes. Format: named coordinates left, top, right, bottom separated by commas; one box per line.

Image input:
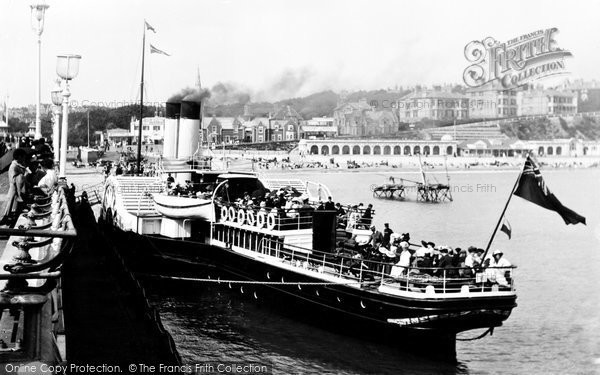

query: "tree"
left=8, top=118, right=29, bottom=133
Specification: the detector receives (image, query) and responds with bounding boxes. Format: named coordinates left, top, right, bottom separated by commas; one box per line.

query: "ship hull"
left=101, top=219, right=517, bottom=359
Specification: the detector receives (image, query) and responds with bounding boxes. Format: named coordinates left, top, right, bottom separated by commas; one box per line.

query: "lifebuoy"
left=237, top=209, right=246, bottom=224
left=220, top=206, right=228, bottom=222
left=267, top=213, right=276, bottom=230
left=256, top=212, right=266, bottom=228
left=246, top=211, right=255, bottom=226
left=228, top=206, right=236, bottom=222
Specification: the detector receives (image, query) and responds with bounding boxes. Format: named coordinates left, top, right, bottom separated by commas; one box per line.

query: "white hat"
left=493, top=249, right=504, bottom=256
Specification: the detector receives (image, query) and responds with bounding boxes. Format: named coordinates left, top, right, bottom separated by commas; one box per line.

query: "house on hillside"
left=333, top=98, right=372, bottom=136
left=397, top=90, right=469, bottom=123
left=517, top=89, right=578, bottom=116
left=364, top=110, right=398, bottom=135
left=333, top=99, right=398, bottom=136
left=240, top=117, right=270, bottom=143
left=203, top=116, right=243, bottom=144
left=466, top=82, right=518, bottom=119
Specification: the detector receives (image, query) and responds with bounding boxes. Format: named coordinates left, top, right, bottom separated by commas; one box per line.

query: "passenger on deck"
left=298, top=198, right=314, bottom=228
left=258, top=201, right=268, bottom=215
left=362, top=203, right=373, bottom=226
left=263, top=193, right=275, bottom=208
left=276, top=191, right=286, bottom=207
left=197, top=184, right=214, bottom=199
left=335, top=203, right=346, bottom=227
left=473, top=248, right=485, bottom=269
left=369, top=225, right=383, bottom=249
left=316, top=201, right=325, bottom=210
left=287, top=197, right=301, bottom=219
left=451, top=247, right=461, bottom=267
left=465, top=246, right=477, bottom=268
left=485, top=250, right=512, bottom=287
left=284, top=195, right=294, bottom=211
left=417, top=241, right=435, bottom=257
left=436, top=247, right=457, bottom=278
left=390, top=241, right=411, bottom=277
left=347, top=205, right=361, bottom=230
left=243, top=192, right=252, bottom=206
left=324, top=196, right=335, bottom=210
left=417, top=252, right=434, bottom=275
left=382, top=223, right=393, bottom=247
left=457, top=249, right=471, bottom=277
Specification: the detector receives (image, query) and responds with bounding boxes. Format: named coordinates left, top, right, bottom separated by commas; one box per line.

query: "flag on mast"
left=150, top=44, right=170, bottom=56
left=500, top=217, right=512, bottom=239
left=145, top=20, right=156, bottom=33
left=514, top=155, right=586, bottom=225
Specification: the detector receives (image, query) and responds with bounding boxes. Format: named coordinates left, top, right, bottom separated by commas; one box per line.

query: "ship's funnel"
left=163, top=102, right=181, bottom=159
left=178, top=100, right=201, bottom=160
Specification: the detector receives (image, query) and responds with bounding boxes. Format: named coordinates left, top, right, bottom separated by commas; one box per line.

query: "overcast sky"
left=1, top=0, right=599, bottom=107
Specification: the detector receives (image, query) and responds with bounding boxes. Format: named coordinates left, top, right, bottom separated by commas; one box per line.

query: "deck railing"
left=217, top=202, right=314, bottom=231
left=255, top=238, right=516, bottom=294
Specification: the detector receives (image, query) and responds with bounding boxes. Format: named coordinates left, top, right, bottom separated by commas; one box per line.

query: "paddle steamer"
left=99, top=100, right=517, bottom=356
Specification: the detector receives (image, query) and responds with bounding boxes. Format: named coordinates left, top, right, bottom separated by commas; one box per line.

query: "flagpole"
left=481, top=159, right=526, bottom=261
left=137, top=21, right=146, bottom=174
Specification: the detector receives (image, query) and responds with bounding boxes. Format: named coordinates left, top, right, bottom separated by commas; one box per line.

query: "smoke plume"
left=208, top=82, right=252, bottom=106
left=258, top=67, right=314, bottom=101
left=168, top=87, right=211, bottom=103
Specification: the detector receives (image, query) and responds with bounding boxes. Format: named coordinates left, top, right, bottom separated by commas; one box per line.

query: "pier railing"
left=0, top=185, right=76, bottom=360
left=255, top=239, right=516, bottom=294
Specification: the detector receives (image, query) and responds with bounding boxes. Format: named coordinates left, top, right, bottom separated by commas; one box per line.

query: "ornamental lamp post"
left=30, top=2, right=49, bottom=140
left=56, top=54, right=81, bottom=179
left=50, top=79, right=62, bottom=165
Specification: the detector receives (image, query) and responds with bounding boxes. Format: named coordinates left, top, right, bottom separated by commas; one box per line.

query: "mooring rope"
left=138, top=273, right=381, bottom=286
left=456, top=327, right=493, bottom=341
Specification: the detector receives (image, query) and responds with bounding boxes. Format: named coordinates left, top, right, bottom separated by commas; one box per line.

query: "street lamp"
left=50, top=79, right=62, bottom=165
left=30, top=1, right=49, bottom=140
left=56, top=54, right=81, bottom=179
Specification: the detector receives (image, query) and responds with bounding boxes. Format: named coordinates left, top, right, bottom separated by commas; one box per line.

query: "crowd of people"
left=336, top=222, right=513, bottom=287
left=101, top=157, right=158, bottom=180
left=224, top=187, right=327, bottom=229
left=0, top=139, right=58, bottom=226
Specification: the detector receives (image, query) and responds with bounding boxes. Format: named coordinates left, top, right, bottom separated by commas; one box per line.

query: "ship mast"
left=418, top=153, right=427, bottom=186
left=197, top=67, right=203, bottom=157
left=136, top=21, right=147, bottom=174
